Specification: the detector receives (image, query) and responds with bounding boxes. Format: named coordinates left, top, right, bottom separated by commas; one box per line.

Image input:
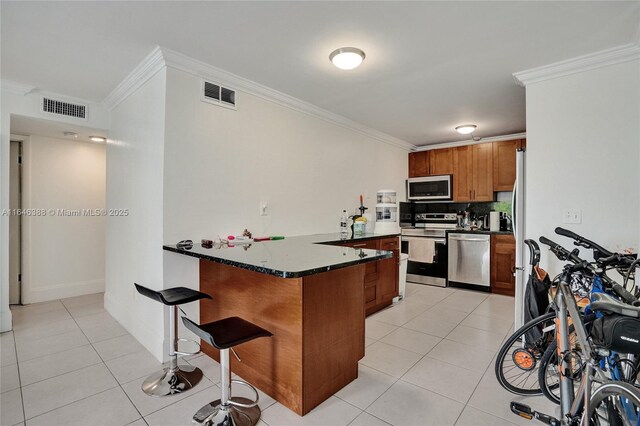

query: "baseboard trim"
left=104, top=290, right=166, bottom=362
left=24, top=279, right=105, bottom=304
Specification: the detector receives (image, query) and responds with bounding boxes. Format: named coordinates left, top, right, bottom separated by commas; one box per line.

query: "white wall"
left=21, top=135, right=106, bottom=302
left=104, top=69, right=167, bottom=360
left=162, top=67, right=408, bottom=243
left=0, top=85, right=109, bottom=331
left=102, top=62, right=409, bottom=362
left=525, top=59, right=640, bottom=273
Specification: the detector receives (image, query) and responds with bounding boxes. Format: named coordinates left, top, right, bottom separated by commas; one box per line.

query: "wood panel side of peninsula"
left=199, top=259, right=365, bottom=415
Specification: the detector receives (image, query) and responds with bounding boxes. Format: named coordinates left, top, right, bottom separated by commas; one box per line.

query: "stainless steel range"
left=400, top=213, right=457, bottom=287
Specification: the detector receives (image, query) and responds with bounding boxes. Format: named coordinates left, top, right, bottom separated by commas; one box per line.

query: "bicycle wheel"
left=538, top=341, right=561, bottom=404
left=538, top=339, right=585, bottom=405
left=495, top=311, right=556, bottom=395
left=587, top=381, right=640, bottom=426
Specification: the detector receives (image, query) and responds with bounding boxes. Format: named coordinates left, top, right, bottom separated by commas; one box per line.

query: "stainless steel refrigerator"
left=512, top=148, right=526, bottom=329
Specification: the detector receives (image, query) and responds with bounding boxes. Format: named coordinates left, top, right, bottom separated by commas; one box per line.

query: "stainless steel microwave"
left=407, top=175, right=452, bottom=201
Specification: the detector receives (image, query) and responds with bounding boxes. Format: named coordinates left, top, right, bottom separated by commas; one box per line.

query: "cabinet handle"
left=352, top=243, right=367, bottom=247
left=469, top=190, right=472, bottom=199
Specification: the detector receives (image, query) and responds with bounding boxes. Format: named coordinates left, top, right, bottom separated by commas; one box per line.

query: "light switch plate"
left=260, top=202, right=268, bottom=216
left=562, top=209, right=582, bottom=224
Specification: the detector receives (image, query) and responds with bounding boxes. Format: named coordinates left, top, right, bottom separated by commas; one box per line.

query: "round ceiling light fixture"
left=63, top=131, right=78, bottom=138
left=89, top=136, right=106, bottom=143
left=329, top=47, right=366, bottom=70
left=455, top=124, right=477, bottom=135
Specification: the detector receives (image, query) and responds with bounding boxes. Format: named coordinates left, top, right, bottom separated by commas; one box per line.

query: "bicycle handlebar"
left=539, top=236, right=584, bottom=265
left=554, top=227, right=614, bottom=258
left=596, top=253, right=635, bottom=269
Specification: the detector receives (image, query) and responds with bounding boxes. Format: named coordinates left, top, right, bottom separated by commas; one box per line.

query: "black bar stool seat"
left=185, top=316, right=273, bottom=350
left=182, top=316, right=273, bottom=426
left=134, top=284, right=212, bottom=305
left=134, top=283, right=212, bottom=397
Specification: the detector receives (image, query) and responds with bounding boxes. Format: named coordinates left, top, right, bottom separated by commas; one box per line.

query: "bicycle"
left=495, top=228, right=637, bottom=396
left=510, top=236, right=640, bottom=426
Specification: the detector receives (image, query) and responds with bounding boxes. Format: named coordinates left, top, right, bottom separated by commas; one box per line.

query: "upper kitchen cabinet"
left=493, top=139, right=525, bottom=191
left=429, top=148, right=454, bottom=175
left=472, top=143, right=494, bottom=201
left=453, top=143, right=494, bottom=202
left=408, top=151, right=430, bottom=177
left=453, top=145, right=473, bottom=201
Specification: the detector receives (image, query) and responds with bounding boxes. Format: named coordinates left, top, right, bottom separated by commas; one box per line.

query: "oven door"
left=401, top=236, right=448, bottom=287
left=407, top=175, right=452, bottom=201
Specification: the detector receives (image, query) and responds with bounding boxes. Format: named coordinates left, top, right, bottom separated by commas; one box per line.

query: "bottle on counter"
left=340, top=210, right=349, bottom=236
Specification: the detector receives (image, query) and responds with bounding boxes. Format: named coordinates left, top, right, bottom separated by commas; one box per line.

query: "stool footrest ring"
left=176, top=338, right=201, bottom=357
left=228, top=379, right=260, bottom=408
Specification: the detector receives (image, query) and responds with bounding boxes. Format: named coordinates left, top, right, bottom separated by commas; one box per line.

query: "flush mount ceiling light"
left=329, top=47, right=365, bottom=70
left=63, top=131, right=78, bottom=138
left=89, top=136, right=106, bottom=143
left=455, top=125, right=477, bottom=135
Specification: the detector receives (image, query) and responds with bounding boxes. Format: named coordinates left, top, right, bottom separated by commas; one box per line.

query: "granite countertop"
left=163, top=232, right=399, bottom=278
left=446, top=229, right=513, bottom=236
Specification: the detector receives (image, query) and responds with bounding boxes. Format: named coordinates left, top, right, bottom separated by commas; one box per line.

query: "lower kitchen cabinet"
left=490, top=234, right=516, bottom=296
left=335, top=236, right=399, bottom=315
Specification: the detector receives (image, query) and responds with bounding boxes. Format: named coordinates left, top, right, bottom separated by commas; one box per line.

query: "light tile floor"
left=0, top=284, right=556, bottom=426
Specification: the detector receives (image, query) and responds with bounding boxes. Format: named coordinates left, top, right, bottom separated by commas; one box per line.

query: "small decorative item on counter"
left=354, top=216, right=367, bottom=236
left=462, top=211, right=471, bottom=230
left=201, top=239, right=214, bottom=248
left=358, top=194, right=368, bottom=216
left=227, top=235, right=254, bottom=244
left=242, top=229, right=252, bottom=238
left=176, top=239, right=194, bottom=250
left=374, top=189, right=399, bottom=234
left=340, top=210, right=349, bottom=236
left=253, top=236, right=285, bottom=242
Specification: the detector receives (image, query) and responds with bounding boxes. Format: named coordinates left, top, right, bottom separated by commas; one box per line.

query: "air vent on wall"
left=201, top=80, right=236, bottom=109
left=42, top=97, right=87, bottom=119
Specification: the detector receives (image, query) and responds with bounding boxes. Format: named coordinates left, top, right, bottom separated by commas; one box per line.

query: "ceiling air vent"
left=42, top=97, right=87, bottom=119
left=201, top=80, right=236, bottom=109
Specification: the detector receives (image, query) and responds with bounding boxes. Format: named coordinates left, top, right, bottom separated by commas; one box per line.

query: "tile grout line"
left=10, top=329, right=27, bottom=425
left=60, top=296, right=146, bottom=423
left=14, top=299, right=125, bottom=423
left=363, top=290, right=512, bottom=425
left=434, top=291, right=496, bottom=425
left=25, top=299, right=143, bottom=423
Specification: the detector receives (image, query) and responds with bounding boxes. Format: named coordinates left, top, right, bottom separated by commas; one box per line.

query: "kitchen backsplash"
left=410, top=192, right=512, bottom=220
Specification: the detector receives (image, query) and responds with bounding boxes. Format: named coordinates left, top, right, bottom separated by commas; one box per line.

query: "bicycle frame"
left=554, top=272, right=595, bottom=425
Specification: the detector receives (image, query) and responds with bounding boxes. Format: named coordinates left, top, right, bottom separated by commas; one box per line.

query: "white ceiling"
left=2, top=1, right=639, bottom=145
left=11, top=115, right=108, bottom=144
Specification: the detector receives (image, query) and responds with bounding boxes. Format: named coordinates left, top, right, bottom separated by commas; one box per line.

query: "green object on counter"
left=270, top=236, right=285, bottom=240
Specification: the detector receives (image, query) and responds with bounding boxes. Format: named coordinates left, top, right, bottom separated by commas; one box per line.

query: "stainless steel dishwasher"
left=447, top=233, right=490, bottom=288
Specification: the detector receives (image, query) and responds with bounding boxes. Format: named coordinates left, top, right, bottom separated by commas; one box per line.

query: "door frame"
left=9, top=135, right=25, bottom=305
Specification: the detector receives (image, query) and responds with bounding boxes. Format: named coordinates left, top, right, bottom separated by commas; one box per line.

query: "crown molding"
left=159, top=47, right=415, bottom=151
left=102, top=45, right=414, bottom=151
left=414, top=132, right=527, bottom=151
left=102, top=46, right=166, bottom=111
left=513, top=42, right=640, bottom=87
left=1, top=80, right=36, bottom=96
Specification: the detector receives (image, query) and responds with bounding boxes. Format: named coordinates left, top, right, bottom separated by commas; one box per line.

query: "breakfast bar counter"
left=163, top=233, right=396, bottom=415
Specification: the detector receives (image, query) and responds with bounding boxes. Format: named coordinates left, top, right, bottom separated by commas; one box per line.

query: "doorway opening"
left=9, top=114, right=107, bottom=305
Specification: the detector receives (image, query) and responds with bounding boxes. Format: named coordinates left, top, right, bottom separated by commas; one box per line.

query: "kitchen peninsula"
left=163, top=233, right=398, bottom=416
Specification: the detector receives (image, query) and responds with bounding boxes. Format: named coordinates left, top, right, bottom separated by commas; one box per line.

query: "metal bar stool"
left=182, top=316, right=273, bottom=426
left=134, top=283, right=212, bottom=397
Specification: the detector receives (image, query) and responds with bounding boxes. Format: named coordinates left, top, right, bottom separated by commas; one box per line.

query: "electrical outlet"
left=260, top=202, right=268, bottom=216
left=562, top=209, right=582, bottom=224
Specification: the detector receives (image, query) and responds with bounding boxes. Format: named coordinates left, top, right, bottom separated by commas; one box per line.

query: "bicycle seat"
left=590, top=293, right=640, bottom=319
